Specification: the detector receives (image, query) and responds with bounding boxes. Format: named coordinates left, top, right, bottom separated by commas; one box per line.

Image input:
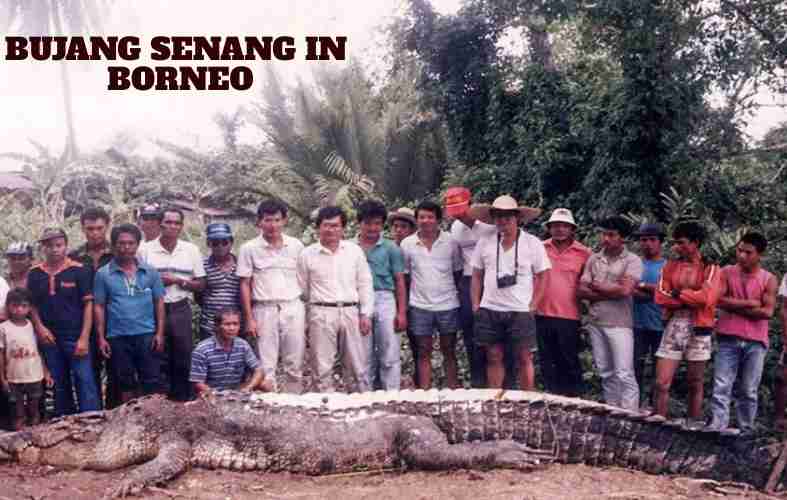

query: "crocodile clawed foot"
left=492, top=441, right=554, bottom=471
left=103, top=479, right=143, bottom=499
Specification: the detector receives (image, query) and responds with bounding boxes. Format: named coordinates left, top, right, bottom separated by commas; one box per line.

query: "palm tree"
left=1, top=0, right=108, bottom=160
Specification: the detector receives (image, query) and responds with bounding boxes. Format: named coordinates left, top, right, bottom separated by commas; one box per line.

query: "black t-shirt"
left=27, top=258, right=93, bottom=340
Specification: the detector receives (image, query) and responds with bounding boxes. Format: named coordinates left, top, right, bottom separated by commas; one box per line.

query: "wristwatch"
left=670, top=288, right=681, bottom=299
left=638, top=281, right=646, bottom=289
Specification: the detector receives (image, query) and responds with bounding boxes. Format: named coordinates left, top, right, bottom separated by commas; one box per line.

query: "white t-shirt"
left=138, top=238, right=206, bottom=303
left=450, top=220, right=497, bottom=277
left=0, top=277, right=8, bottom=317
left=470, top=230, right=551, bottom=312
left=779, top=273, right=787, bottom=298
left=0, top=319, right=45, bottom=383
left=401, top=231, right=463, bottom=311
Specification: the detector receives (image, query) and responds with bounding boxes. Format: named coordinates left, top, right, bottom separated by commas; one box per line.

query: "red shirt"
left=534, top=239, right=591, bottom=320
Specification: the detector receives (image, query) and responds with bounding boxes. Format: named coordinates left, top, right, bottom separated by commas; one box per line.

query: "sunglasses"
left=209, top=239, right=232, bottom=247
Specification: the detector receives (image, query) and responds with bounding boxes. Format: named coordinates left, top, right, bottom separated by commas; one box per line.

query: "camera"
left=497, top=274, right=517, bottom=289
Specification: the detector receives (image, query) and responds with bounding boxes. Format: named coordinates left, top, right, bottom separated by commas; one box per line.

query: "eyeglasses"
left=209, top=240, right=232, bottom=247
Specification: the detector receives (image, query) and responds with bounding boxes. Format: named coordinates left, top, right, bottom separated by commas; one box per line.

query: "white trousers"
left=254, top=300, right=306, bottom=393
left=308, top=305, right=370, bottom=393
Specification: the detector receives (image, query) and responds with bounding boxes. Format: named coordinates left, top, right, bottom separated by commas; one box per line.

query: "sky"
left=0, top=0, right=783, bottom=172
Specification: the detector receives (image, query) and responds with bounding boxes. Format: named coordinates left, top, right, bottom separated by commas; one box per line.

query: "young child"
left=0, top=288, right=52, bottom=430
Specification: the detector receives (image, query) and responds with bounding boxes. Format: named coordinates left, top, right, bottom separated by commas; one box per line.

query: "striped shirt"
left=189, top=336, right=259, bottom=390
left=199, top=255, right=241, bottom=336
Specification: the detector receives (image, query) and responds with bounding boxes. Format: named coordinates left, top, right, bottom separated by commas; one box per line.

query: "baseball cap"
left=38, top=227, right=67, bottom=243
left=633, top=222, right=666, bottom=238
left=206, top=223, right=233, bottom=240
left=5, top=242, right=33, bottom=257
left=444, top=187, right=471, bottom=217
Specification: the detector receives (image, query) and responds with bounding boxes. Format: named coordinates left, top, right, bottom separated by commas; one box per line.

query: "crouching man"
left=190, top=307, right=268, bottom=396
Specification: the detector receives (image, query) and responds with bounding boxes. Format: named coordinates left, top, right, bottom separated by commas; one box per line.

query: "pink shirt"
left=534, top=239, right=591, bottom=320
left=716, top=265, right=773, bottom=347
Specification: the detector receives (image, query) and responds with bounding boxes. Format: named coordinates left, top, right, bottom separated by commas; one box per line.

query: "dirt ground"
left=0, top=463, right=778, bottom=500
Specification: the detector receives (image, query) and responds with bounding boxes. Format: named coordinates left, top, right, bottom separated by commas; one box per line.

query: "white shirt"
left=0, top=277, right=8, bottom=317
left=0, top=320, right=44, bottom=383
left=236, top=234, right=303, bottom=302
left=779, top=273, right=787, bottom=297
left=450, top=219, right=497, bottom=276
left=471, top=230, right=551, bottom=312
left=401, top=231, right=463, bottom=311
left=138, top=238, right=206, bottom=303
left=297, top=240, right=375, bottom=317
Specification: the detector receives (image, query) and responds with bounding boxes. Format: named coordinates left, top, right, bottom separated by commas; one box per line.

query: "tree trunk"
left=50, top=0, right=79, bottom=160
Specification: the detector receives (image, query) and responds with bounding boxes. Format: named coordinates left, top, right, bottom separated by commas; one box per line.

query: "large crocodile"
left=0, top=389, right=782, bottom=498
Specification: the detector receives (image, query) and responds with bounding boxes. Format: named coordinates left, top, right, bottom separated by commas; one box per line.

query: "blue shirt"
left=188, top=336, right=259, bottom=390
left=93, top=259, right=166, bottom=338
left=354, top=236, right=405, bottom=291
left=633, top=258, right=665, bottom=331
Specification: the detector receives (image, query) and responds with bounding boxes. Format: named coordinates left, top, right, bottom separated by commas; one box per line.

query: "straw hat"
left=467, top=195, right=542, bottom=224
left=387, top=207, right=416, bottom=226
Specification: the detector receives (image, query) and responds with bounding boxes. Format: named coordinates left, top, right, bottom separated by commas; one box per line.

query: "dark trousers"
left=536, top=316, right=584, bottom=397
left=458, top=277, right=486, bottom=387
left=633, top=328, right=663, bottom=405
left=163, top=300, right=193, bottom=401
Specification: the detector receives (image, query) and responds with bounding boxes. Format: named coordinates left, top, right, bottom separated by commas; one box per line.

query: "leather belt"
left=310, top=301, right=359, bottom=307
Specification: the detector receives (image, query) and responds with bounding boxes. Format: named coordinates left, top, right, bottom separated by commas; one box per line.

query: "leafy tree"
left=1, top=0, right=109, bottom=160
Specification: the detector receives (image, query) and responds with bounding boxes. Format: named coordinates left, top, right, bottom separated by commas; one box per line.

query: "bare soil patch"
left=0, top=463, right=775, bottom=500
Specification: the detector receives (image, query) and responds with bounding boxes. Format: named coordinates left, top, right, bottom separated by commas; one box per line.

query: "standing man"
left=631, top=223, right=667, bottom=407
left=69, top=207, right=114, bottom=409
left=533, top=208, right=591, bottom=397
left=93, top=224, right=166, bottom=404
left=137, top=203, right=163, bottom=243
left=469, top=196, right=548, bottom=390
left=653, top=221, right=721, bottom=423
left=355, top=200, right=407, bottom=390
left=5, top=242, right=34, bottom=291
left=387, top=207, right=418, bottom=384
left=708, top=232, right=777, bottom=432
left=238, top=200, right=305, bottom=393
left=28, top=228, right=100, bottom=416
left=138, top=208, right=206, bottom=401
left=401, top=200, right=463, bottom=389
left=198, top=223, right=241, bottom=340
left=297, top=206, right=374, bottom=393
left=447, top=187, right=496, bottom=388
left=577, top=216, right=643, bottom=411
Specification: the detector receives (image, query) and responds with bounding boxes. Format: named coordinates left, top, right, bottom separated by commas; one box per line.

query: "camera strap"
left=496, top=230, right=519, bottom=281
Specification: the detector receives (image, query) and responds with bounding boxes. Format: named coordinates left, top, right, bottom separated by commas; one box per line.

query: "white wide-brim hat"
left=543, top=207, right=577, bottom=228
left=468, top=195, right=542, bottom=224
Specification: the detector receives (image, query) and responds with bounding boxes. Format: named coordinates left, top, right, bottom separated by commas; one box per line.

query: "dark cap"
left=38, top=227, right=67, bottom=243
left=139, top=203, right=162, bottom=218
left=206, top=223, right=233, bottom=241
left=633, top=222, right=666, bottom=239
left=5, top=241, right=33, bottom=256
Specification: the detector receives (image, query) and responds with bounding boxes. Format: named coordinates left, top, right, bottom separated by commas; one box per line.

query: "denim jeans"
left=368, top=291, right=401, bottom=390
left=41, top=338, right=101, bottom=416
left=587, top=325, right=639, bottom=411
left=710, top=335, right=767, bottom=432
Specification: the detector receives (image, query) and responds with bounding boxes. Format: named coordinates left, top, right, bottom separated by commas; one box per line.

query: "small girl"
left=0, top=288, right=53, bottom=430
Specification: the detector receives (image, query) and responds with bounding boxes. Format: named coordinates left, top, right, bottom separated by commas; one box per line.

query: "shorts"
left=409, top=306, right=459, bottom=337
left=475, top=309, right=536, bottom=349
left=108, top=334, right=160, bottom=393
left=655, top=309, right=711, bottom=362
left=6, top=381, right=43, bottom=403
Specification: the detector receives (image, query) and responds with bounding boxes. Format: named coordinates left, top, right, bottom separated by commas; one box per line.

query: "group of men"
left=1, top=188, right=786, bottom=435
